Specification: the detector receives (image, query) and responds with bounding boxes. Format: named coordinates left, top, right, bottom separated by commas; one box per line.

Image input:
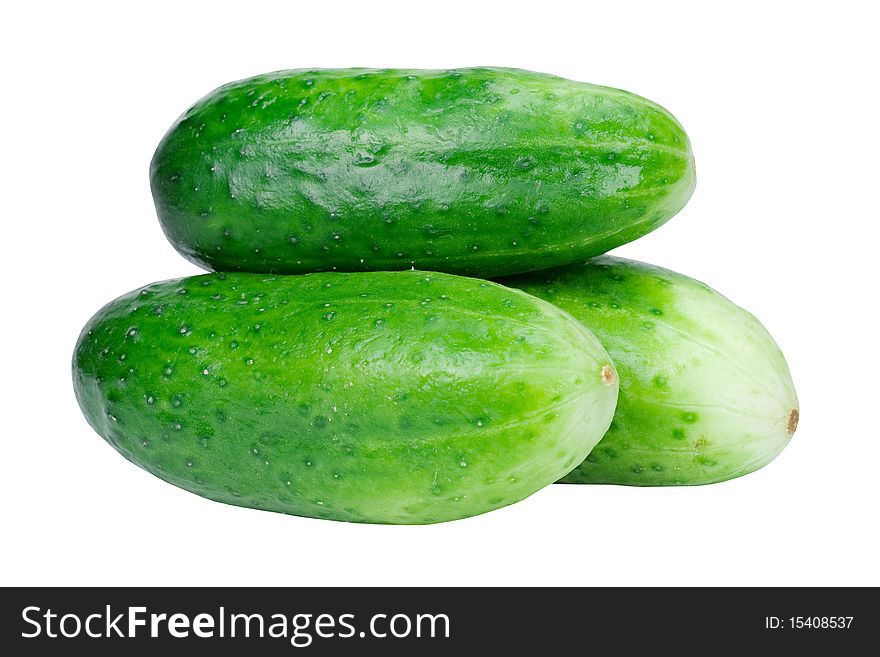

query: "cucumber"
left=151, top=67, right=695, bottom=277
left=501, top=256, right=798, bottom=485
left=72, top=271, right=618, bottom=523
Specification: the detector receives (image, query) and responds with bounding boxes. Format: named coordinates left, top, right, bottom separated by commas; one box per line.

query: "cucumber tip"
left=601, top=365, right=616, bottom=386
left=786, top=409, right=799, bottom=435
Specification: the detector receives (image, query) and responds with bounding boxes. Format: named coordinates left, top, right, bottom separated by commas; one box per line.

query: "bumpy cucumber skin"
left=151, top=67, right=695, bottom=277
left=501, top=256, right=798, bottom=486
left=72, top=271, right=617, bottom=523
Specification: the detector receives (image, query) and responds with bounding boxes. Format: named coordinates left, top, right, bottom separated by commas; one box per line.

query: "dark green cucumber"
left=72, top=271, right=618, bottom=523
left=151, top=67, right=695, bottom=276
left=502, top=256, right=798, bottom=486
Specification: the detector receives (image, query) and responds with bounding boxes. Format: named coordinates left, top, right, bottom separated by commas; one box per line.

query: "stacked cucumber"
left=73, top=68, right=797, bottom=524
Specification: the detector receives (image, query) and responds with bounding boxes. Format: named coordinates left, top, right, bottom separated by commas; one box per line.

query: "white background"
left=2, top=1, right=878, bottom=586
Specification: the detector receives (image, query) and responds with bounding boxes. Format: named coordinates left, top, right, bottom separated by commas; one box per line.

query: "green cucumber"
left=72, top=271, right=618, bottom=523
left=501, top=256, right=798, bottom=485
left=151, top=67, right=695, bottom=277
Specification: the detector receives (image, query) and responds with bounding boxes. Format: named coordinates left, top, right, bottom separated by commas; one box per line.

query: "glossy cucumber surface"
left=151, top=67, right=695, bottom=276
left=502, top=256, right=798, bottom=485
left=73, top=271, right=618, bottom=522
